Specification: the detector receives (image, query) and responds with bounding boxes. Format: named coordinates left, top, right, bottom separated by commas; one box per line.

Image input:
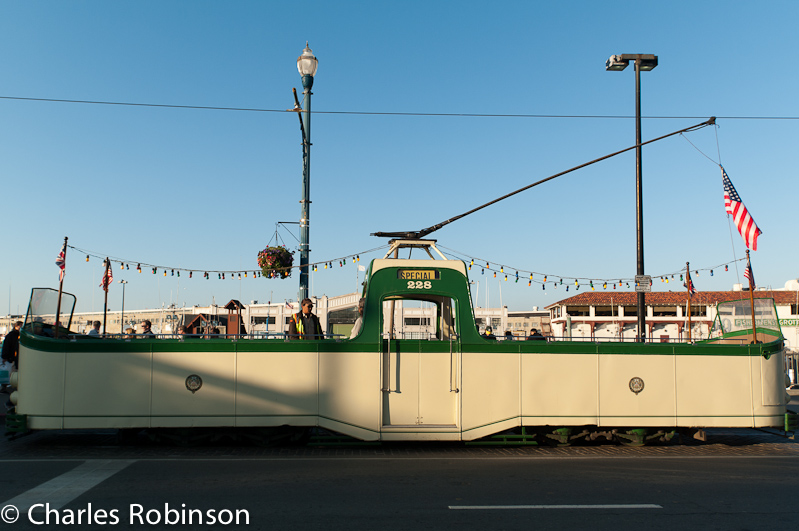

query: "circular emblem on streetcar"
left=185, top=374, right=203, bottom=394
left=629, top=377, right=645, bottom=395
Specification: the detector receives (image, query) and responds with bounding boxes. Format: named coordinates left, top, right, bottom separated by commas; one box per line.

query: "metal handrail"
left=381, top=333, right=391, bottom=392
left=449, top=333, right=459, bottom=393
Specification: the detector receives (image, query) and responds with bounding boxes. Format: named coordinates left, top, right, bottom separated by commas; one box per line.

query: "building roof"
left=546, top=290, right=799, bottom=309
left=224, top=299, right=245, bottom=310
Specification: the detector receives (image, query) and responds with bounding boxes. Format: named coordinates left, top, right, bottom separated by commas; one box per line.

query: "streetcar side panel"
left=150, top=350, right=236, bottom=427
left=675, top=352, right=753, bottom=427
left=461, top=350, right=520, bottom=440
left=319, top=350, right=381, bottom=440
left=63, top=349, right=152, bottom=429
left=597, top=351, right=677, bottom=427
left=521, top=351, right=599, bottom=427
left=17, top=344, right=66, bottom=430
left=236, top=350, right=319, bottom=426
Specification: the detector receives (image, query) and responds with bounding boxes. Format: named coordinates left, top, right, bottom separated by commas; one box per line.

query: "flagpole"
left=746, top=250, right=758, bottom=344
left=54, top=236, right=68, bottom=340
left=102, top=257, right=110, bottom=335
left=686, top=262, right=692, bottom=342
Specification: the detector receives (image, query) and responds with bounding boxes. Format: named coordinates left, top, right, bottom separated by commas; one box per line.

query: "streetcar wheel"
left=541, top=427, right=573, bottom=447
left=614, top=428, right=647, bottom=447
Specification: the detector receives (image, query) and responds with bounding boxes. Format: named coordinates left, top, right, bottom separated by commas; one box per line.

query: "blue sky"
left=1, top=1, right=797, bottom=316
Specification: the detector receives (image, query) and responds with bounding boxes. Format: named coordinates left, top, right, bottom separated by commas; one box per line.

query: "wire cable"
left=2, top=95, right=798, bottom=120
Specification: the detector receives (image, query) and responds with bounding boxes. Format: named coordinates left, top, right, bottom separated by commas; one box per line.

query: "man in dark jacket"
left=481, top=326, right=496, bottom=340
left=1, top=321, right=22, bottom=369
left=139, top=320, right=155, bottom=337
left=527, top=328, right=546, bottom=341
left=288, top=299, right=324, bottom=339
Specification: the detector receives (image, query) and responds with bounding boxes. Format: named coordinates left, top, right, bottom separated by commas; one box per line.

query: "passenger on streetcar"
left=288, top=298, right=324, bottom=340
left=349, top=299, right=365, bottom=339
left=527, top=328, right=545, bottom=341
left=87, top=321, right=101, bottom=336
left=139, top=320, right=155, bottom=337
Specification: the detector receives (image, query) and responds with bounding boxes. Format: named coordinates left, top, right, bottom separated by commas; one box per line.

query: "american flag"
left=744, top=256, right=755, bottom=287
left=722, top=167, right=762, bottom=251
left=100, top=263, right=113, bottom=291
left=285, top=301, right=292, bottom=310
left=55, top=242, right=67, bottom=282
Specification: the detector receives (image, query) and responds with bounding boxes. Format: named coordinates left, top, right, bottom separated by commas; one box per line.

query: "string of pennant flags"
left=67, top=244, right=388, bottom=280
left=63, top=242, right=747, bottom=294
left=436, top=245, right=747, bottom=292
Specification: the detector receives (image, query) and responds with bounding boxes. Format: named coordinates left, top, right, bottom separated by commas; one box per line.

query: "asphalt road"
left=1, top=451, right=798, bottom=530
left=1, top=428, right=798, bottom=531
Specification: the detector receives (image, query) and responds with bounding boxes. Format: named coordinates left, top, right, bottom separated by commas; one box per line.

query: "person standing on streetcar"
left=288, top=298, right=324, bottom=340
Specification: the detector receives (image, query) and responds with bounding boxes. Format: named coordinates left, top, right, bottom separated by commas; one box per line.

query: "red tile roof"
left=546, top=290, right=799, bottom=308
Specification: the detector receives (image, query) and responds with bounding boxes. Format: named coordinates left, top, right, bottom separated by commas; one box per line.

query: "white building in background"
left=545, top=281, right=799, bottom=352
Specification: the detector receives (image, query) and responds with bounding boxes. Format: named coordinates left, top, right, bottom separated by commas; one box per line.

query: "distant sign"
left=635, top=275, right=651, bottom=293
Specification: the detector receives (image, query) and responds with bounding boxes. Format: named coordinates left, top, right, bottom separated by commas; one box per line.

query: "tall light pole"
left=119, top=280, right=128, bottom=335
left=606, top=53, right=658, bottom=342
left=296, top=42, right=318, bottom=302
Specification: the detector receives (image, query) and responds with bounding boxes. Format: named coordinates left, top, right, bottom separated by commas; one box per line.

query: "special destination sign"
left=397, top=269, right=440, bottom=280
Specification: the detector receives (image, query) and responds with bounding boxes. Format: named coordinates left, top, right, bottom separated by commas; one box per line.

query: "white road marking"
left=2, top=459, right=135, bottom=512
left=449, top=504, right=662, bottom=510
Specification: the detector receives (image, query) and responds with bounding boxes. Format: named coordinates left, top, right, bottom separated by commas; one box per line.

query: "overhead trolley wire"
left=1, top=95, right=797, bottom=120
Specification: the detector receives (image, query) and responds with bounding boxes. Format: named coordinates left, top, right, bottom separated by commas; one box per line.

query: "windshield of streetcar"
left=24, top=288, right=75, bottom=335
left=711, top=297, right=782, bottom=337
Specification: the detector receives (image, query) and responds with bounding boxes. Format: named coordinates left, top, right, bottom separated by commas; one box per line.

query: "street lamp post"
left=119, top=280, right=128, bottom=336
left=606, top=53, right=658, bottom=342
left=296, top=42, right=318, bottom=302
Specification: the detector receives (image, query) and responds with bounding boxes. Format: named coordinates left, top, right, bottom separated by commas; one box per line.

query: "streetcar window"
left=382, top=297, right=457, bottom=341
left=328, top=306, right=360, bottom=339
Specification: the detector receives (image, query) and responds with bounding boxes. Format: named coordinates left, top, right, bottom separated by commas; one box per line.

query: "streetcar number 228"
left=407, top=280, right=432, bottom=290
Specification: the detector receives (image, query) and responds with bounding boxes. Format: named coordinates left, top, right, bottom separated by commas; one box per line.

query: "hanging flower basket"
left=257, top=246, right=295, bottom=279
